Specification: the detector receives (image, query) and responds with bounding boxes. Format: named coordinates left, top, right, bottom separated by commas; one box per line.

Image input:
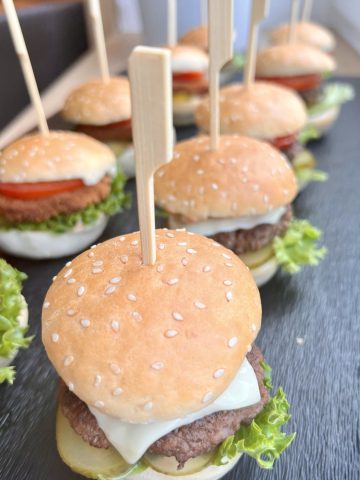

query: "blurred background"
left=1, top=0, right=359, bottom=130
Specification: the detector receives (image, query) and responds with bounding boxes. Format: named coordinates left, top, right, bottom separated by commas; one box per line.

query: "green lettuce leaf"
left=308, top=83, right=355, bottom=116
left=298, top=125, right=320, bottom=145
left=295, top=168, right=328, bottom=184
left=0, top=259, right=32, bottom=383
left=273, top=219, right=327, bottom=273
left=260, top=360, right=273, bottom=390
left=231, top=52, right=245, bottom=69
left=97, top=461, right=148, bottom=480
left=0, top=171, right=131, bottom=234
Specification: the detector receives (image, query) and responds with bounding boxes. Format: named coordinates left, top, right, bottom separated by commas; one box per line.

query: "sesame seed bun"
left=270, top=22, right=336, bottom=52
left=256, top=44, right=336, bottom=77
left=155, top=135, right=297, bottom=222
left=62, top=77, right=131, bottom=126
left=42, top=229, right=261, bottom=423
left=0, top=131, right=116, bottom=184
left=166, top=45, right=209, bottom=73
left=195, top=82, right=307, bottom=140
left=179, top=25, right=209, bottom=52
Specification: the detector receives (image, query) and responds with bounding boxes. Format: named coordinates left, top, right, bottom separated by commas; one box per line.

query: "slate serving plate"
left=0, top=77, right=359, bottom=480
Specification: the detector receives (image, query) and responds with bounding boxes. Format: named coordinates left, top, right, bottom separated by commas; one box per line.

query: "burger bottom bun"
left=173, top=95, right=203, bottom=126
left=0, top=215, right=108, bottom=260
left=250, top=256, right=279, bottom=287
left=307, top=106, right=340, bottom=135
left=0, top=298, right=28, bottom=367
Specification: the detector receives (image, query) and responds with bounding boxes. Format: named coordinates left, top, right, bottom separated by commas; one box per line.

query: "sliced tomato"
left=173, top=72, right=204, bottom=82
left=256, top=74, right=322, bottom=92
left=77, top=118, right=132, bottom=142
left=271, top=134, right=297, bottom=151
left=0, top=179, right=84, bottom=200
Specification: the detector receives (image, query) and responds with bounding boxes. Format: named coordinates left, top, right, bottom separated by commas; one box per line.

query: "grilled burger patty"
left=211, top=205, right=292, bottom=255
left=281, top=141, right=304, bottom=164
left=59, top=345, right=268, bottom=467
left=299, top=85, right=324, bottom=107
left=0, top=175, right=111, bottom=224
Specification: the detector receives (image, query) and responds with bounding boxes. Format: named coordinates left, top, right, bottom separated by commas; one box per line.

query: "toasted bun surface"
left=166, top=45, right=209, bottom=73
left=155, top=135, right=297, bottom=221
left=195, top=82, right=307, bottom=140
left=270, top=22, right=335, bottom=52
left=62, top=77, right=131, bottom=125
left=256, top=44, right=336, bottom=77
left=0, top=131, right=116, bottom=184
left=42, top=229, right=261, bottom=422
left=180, top=25, right=209, bottom=52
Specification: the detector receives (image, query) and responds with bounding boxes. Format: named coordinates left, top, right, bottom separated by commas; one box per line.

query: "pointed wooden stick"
left=3, top=0, right=49, bottom=135
left=289, top=0, right=300, bottom=43
left=208, top=0, right=234, bottom=150
left=167, top=0, right=177, bottom=46
left=244, top=0, right=269, bottom=88
left=200, top=0, right=208, bottom=26
left=302, top=0, right=313, bottom=22
left=88, top=0, right=110, bottom=82
left=129, top=47, right=173, bottom=265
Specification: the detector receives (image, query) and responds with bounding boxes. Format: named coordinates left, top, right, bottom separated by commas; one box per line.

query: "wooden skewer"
left=244, top=0, right=269, bottom=88
left=208, top=0, right=234, bottom=150
left=200, top=0, right=208, bottom=26
left=129, top=47, right=173, bottom=265
left=88, top=0, right=110, bottom=82
left=167, top=0, right=177, bottom=46
left=3, top=0, right=49, bottom=135
left=302, top=0, right=313, bottom=22
left=289, top=0, right=301, bottom=43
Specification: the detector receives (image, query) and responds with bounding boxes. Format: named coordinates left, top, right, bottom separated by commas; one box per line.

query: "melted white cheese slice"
left=170, top=206, right=286, bottom=237
left=90, top=358, right=260, bottom=465
left=172, top=54, right=208, bottom=74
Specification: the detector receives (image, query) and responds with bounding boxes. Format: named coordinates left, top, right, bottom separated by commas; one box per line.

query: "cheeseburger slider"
left=195, top=81, right=327, bottom=189
left=155, top=136, right=326, bottom=286
left=42, top=229, right=295, bottom=479
left=0, top=259, right=32, bottom=385
left=0, top=131, right=128, bottom=259
left=255, top=44, right=354, bottom=134
left=270, top=21, right=336, bottom=52
left=62, top=77, right=136, bottom=178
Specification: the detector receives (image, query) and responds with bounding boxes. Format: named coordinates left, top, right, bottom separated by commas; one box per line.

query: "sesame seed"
left=203, top=265, right=211, bottom=273
left=64, top=355, right=74, bottom=367
left=247, top=344, right=252, bottom=352
left=67, top=278, right=76, bottom=284
left=127, top=293, right=137, bottom=302
left=77, top=286, right=85, bottom=297
left=64, top=269, right=73, bottom=278
left=51, top=333, right=59, bottom=343
left=172, top=312, right=183, bottom=321
left=111, top=320, right=120, bottom=332
left=192, top=154, right=200, bottom=161
left=251, top=323, right=257, bottom=332
left=213, top=369, right=225, bottom=379
left=120, top=255, right=128, bottom=264
left=90, top=245, right=97, bottom=249
left=156, top=264, right=164, bottom=273
left=52, top=276, right=57, bottom=282
left=105, top=286, right=116, bottom=295
left=226, top=292, right=233, bottom=302
left=66, top=261, right=72, bottom=267
left=151, top=362, right=164, bottom=370
left=211, top=183, right=219, bottom=190
left=228, top=337, right=238, bottom=348
left=132, top=311, right=142, bottom=321
left=110, top=277, right=121, bottom=284
left=283, top=189, right=289, bottom=196
left=187, top=248, right=197, bottom=254
left=67, top=309, right=76, bottom=317
left=92, top=268, right=103, bottom=274
left=194, top=301, right=206, bottom=309
left=93, top=260, right=103, bottom=267
left=80, top=319, right=90, bottom=328
left=157, top=169, right=165, bottom=177
left=131, top=240, right=139, bottom=246
left=177, top=242, right=187, bottom=246
left=165, top=329, right=178, bottom=338
left=166, top=232, right=175, bottom=238
left=94, top=374, right=102, bottom=387
left=67, top=382, right=75, bottom=392
left=43, top=302, right=50, bottom=309
left=119, top=236, right=126, bottom=241
left=110, top=363, right=121, bottom=375
left=252, top=184, right=260, bottom=192
left=212, top=242, right=221, bottom=247
left=196, top=169, right=204, bottom=175
left=241, top=177, right=247, bottom=184
left=224, top=280, right=232, bottom=286
left=112, top=387, right=123, bottom=397
left=88, top=251, right=95, bottom=258
left=94, top=400, right=104, bottom=409
left=202, top=392, right=213, bottom=403
left=181, top=258, right=189, bottom=266
left=144, top=401, right=153, bottom=411
left=167, top=278, right=179, bottom=285
left=159, top=243, right=165, bottom=250
left=263, top=195, right=269, bottom=203
left=225, top=262, right=233, bottom=268
left=242, top=165, right=248, bottom=173
left=222, top=253, right=231, bottom=259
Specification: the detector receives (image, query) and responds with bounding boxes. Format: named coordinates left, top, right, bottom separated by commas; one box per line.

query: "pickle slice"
left=144, top=451, right=214, bottom=477
left=239, top=244, right=274, bottom=269
left=56, top=408, right=134, bottom=479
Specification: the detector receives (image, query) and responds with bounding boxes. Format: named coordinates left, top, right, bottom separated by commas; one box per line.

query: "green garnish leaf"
left=0, top=171, right=131, bottom=234
left=97, top=461, right=148, bottom=480
left=260, top=360, right=273, bottom=391
left=0, top=366, right=16, bottom=384
left=231, top=52, right=245, bottom=69
left=273, top=219, right=327, bottom=274
left=213, top=388, right=296, bottom=469
left=298, top=125, right=320, bottom=145
left=295, top=168, right=328, bottom=184
left=308, top=83, right=355, bottom=116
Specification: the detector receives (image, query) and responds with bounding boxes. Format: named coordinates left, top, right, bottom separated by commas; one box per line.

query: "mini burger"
left=195, top=81, right=327, bottom=189
left=155, top=136, right=326, bottom=286
left=62, top=77, right=135, bottom=177
left=255, top=44, right=354, bottom=134
left=166, top=45, right=209, bottom=126
left=42, top=229, right=295, bottom=479
left=270, top=21, right=336, bottom=52
left=0, top=259, right=32, bottom=385
left=0, top=131, right=129, bottom=259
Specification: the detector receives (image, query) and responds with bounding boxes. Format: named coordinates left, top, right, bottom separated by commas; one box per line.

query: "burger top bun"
left=155, top=135, right=297, bottom=222
left=62, top=76, right=131, bottom=126
left=166, top=44, right=209, bottom=74
left=179, top=25, right=209, bottom=52
left=195, top=82, right=307, bottom=140
left=270, top=22, right=336, bottom=52
left=0, top=131, right=116, bottom=185
left=256, top=44, right=336, bottom=77
left=42, top=229, right=261, bottom=423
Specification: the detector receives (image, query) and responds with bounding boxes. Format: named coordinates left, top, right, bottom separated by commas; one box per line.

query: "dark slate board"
left=1, top=77, right=360, bottom=480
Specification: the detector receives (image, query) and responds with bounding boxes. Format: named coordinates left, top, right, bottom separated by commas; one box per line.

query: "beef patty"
left=59, top=345, right=268, bottom=467
left=0, top=175, right=111, bottom=224
left=173, top=76, right=209, bottom=95
left=281, top=141, right=304, bottom=164
left=211, top=205, right=292, bottom=255
left=299, top=85, right=324, bottom=108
